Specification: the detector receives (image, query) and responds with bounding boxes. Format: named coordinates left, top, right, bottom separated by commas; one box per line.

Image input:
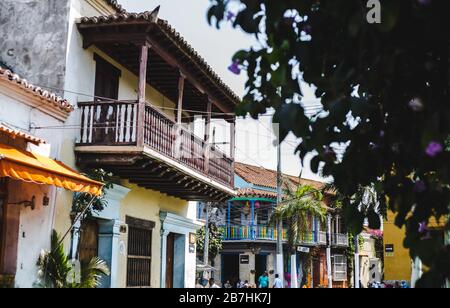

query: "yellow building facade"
left=383, top=211, right=412, bottom=282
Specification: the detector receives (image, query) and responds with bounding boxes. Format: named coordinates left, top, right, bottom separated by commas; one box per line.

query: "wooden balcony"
left=75, top=100, right=235, bottom=201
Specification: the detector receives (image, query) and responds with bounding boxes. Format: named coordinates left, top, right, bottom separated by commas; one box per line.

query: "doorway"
left=221, top=254, right=240, bottom=285
left=78, top=219, right=99, bottom=265
left=93, top=54, right=121, bottom=143
left=165, top=233, right=186, bottom=288
left=255, top=254, right=268, bottom=284
left=166, top=233, right=174, bottom=288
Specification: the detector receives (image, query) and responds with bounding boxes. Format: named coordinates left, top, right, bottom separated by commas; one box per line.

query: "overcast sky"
left=119, top=0, right=325, bottom=182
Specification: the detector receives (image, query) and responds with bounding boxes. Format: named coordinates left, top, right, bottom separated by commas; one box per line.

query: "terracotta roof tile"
left=237, top=187, right=278, bottom=199
left=104, top=0, right=126, bottom=13
left=78, top=10, right=241, bottom=107
left=235, top=162, right=325, bottom=191
left=0, top=123, right=46, bottom=145
left=0, top=67, right=73, bottom=113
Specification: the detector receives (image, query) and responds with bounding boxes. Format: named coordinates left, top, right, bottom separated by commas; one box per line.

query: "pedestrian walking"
left=258, top=271, right=269, bottom=289
left=273, top=274, right=283, bottom=288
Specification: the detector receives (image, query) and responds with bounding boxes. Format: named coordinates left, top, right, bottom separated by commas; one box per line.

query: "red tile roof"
left=235, top=162, right=325, bottom=191
left=105, top=0, right=126, bottom=13
left=0, top=67, right=73, bottom=113
left=236, top=187, right=278, bottom=199
left=0, top=123, right=46, bottom=145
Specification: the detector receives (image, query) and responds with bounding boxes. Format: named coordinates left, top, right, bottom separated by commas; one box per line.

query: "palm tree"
left=36, top=230, right=109, bottom=288
left=270, top=185, right=326, bottom=288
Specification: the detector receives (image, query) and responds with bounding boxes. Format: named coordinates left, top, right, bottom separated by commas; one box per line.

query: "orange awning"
left=0, top=143, right=103, bottom=196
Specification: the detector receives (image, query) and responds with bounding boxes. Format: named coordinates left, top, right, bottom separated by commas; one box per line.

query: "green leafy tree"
left=208, top=0, right=449, bottom=287
left=35, top=230, right=109, bottom=288
left=196, top=223, right=224, bottom=263
left=72, top=169, right=115, bottom=219
left=270, top=185, right=326, bottom=287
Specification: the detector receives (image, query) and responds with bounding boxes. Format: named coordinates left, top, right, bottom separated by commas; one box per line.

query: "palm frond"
left=79, top=257, right=110, bottom=288
left=273, top=185, right=327, bottom=251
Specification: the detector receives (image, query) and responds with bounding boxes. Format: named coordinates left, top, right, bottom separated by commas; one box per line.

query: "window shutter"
left=333, top=255, right=348, bottom=282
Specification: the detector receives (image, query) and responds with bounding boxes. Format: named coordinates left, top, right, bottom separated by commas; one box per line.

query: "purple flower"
left=379, top=130, right=386, bottom=138
left=228, top=61, right=241, bottom=75
left=425, top=141, right=443, bottom=157
left=408, top=98, right=424, bottom=112
left=226, top=11, right=235, bottom=21
left=413, top=180, right=426, bottom=193
left=418, top=222, right=428, bottom=234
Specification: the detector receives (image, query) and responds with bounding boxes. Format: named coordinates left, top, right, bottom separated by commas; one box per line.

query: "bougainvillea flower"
left=228, top=61, right=241, bottom=75
left=425, top=141, right=443, bottom=157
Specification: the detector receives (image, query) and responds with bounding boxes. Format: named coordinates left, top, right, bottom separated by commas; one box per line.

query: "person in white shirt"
left=273, top=274, right=283, bottom=288
left=209, top=278, right=221, bottom=288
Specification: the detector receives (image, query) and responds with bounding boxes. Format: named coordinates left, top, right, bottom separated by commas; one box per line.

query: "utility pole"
left=354, top=234, right=360, bottom=288
left=276, top=140, right=284, bottom=287
left=204, top=202, right=210, bottom=267
left=327, top=214, right=333, bottom=288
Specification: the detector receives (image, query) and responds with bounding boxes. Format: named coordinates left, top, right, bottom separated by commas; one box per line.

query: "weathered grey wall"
left=0, top=0, right=71, bottom=92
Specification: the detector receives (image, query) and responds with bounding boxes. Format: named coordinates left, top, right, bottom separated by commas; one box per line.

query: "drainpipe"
left=203, top=203, right=210, bottom=267
left=276, top=141, right=284, bottom=286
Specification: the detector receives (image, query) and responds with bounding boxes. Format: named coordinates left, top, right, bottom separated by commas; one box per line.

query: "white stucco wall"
left=0, top=79, right=68, bottom=288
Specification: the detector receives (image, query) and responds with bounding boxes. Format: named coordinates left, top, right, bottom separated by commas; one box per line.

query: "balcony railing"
left=221, top=225, right=317, bottom=245
left=318, top=231, right=327, bottom=245
left=78, top=100, right=233, bottom=187
left=332, top=233, right=349, bottom=247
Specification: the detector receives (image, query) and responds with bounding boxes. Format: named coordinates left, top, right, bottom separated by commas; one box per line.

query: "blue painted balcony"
left=220, top=225, right=319, bottom=246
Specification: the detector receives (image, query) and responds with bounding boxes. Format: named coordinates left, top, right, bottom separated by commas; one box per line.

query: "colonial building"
left=198, top=162, right=350, bottom=288
left=1, top=0, right=238, bottom=288
left=0, top=66, right=102, bottom=288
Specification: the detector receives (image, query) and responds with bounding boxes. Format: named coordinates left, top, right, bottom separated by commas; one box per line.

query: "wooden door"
left=93, top=54, right=121, bottom=143
left=78, top=219, right=99, bottom=265
left=166, top=233, right=175, bottom=288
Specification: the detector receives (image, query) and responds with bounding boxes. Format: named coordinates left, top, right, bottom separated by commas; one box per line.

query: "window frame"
left=125, top=216, right=155, bottom=288
left=333, top=254, right=348, bottom=282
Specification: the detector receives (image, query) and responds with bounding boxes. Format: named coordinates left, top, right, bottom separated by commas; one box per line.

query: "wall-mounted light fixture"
left=43, top=195, right=50, bottom=207
left=9, top=195, right=36, bottom=210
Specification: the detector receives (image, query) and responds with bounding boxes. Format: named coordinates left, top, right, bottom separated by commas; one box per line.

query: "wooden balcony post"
left=204, top=98, right=212, bottom=173
left=137, top=44, right=149, bottom=148
left=176, top=72, right=185, bottom=124
left=230, top=117, right=236, bottom=159
left=204, top=99, right=212, bottom=142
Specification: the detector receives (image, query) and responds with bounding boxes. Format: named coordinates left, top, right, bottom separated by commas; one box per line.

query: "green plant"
left=208, top=0, right=449, bottom=287
left=196, top=223, right=224, bottom=262
left=72, top=168, right=115, bottom=219
left=345, top=233, right=364, bottom=284
left=270, top=185, right=326, bottom=287
left=35, top=230, right=109, bottom=288
left=271, top=185, right=326, bottom=254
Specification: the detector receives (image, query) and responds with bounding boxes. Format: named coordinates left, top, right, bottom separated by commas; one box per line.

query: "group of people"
left=367, top=281, right=409, bottom=288
left=195, top=278, right=221, bottom=289
left=196, top=272, right=284, bottom=289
